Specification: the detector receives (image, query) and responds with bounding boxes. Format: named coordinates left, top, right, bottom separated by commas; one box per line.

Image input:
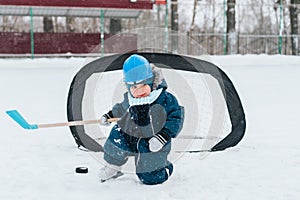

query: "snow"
left=0, top=55, right=300, bottom=199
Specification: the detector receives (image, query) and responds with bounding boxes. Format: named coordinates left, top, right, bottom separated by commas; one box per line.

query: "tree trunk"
left=66, top=17, right=75, bottom=32
left=43, top=17, right=54, bottom=32
left=190, top=0, right=197, bottom=31
left=2, top=16, right=9, bottom=31
left=226, top=0, right=237, bottom=54
left=289, top=0, right=300, bottom=55
left=110, top=19, right=122, bottom=34
left=171, top=0, right=178, bottom=52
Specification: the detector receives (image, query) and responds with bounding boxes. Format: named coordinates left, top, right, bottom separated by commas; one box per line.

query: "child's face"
left=129, top=84, right=151, bottom=98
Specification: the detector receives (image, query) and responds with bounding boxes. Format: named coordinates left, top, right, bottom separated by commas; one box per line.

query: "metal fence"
left=237, top=34, right=295, bottom=55
left=185, top=33, right=300, bottom=55
left=134, top=29, right=300, bottom=56
left=1, top=29, right=299, bottom=57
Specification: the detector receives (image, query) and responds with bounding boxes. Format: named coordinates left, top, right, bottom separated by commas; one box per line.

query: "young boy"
left=99, top=54, right=184, bottom=185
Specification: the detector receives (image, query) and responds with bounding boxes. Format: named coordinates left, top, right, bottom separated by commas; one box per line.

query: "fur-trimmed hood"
left=151, top=64, right=168, bottom=91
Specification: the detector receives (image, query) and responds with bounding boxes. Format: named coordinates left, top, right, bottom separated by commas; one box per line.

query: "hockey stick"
left=6, top=110, right=119, bottom=130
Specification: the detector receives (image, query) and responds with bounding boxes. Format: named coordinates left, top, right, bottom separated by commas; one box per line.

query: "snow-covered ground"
left=0, top=55, right=299, bottom=200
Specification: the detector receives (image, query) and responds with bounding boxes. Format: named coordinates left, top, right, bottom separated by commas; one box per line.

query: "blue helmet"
left=123, top=54, right=153, bottom=84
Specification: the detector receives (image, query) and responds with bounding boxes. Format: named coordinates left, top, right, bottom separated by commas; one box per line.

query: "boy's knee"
left=137, top=163, right=173, bottom=185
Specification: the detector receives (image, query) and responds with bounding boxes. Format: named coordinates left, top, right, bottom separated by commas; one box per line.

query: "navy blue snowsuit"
left=103, top=71, right=184, bottom=185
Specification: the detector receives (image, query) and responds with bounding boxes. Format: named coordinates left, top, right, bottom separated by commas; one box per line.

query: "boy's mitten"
left=149, top=132, right=171, bottom=152
left=99, top=110, right=114, bottom=126
left=129, top=104, right=151, bottom=126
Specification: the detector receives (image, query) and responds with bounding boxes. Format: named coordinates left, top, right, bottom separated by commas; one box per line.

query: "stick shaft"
left=38, top=118, right=119, bottom=128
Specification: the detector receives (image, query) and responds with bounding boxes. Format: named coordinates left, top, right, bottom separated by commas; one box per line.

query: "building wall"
left=0, top=32, right=137, bottom=54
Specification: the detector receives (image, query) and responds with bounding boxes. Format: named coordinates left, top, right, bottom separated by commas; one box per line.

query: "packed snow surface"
left=0, top=55, right=299, bottom=200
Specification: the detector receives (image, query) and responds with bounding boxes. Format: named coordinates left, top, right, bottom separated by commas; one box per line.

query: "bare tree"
left=110, top=19, right=122, bottom=34
left=171, top=0, right=178, bottom=51
left=190, top=0, right=197, bottom=31
left=66, top=17, right=75, bottom=32
left=43, top=17, right=54, bottom=32
left=226, top=0, right=237, bottom=54
left=289, top=0, right=300, bottom=55
left=2, top=16, right=9, bottom=31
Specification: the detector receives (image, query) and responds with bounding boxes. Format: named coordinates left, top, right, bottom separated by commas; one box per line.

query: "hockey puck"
left=75, top=167, right=88, bottom=174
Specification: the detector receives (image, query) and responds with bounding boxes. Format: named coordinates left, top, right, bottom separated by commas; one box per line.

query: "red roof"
left=0, top=0, right=153, bottom=9
left=155, top=0, right=166, bottom=5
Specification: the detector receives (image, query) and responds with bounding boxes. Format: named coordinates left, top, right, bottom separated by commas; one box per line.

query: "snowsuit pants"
left=103, top=125, right=173, bottom=185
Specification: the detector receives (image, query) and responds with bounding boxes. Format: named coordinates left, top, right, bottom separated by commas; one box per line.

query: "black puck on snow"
left=75, top=167, right=88, bottom=174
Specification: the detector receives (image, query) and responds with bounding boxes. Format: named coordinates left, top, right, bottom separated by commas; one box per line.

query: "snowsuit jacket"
left=111, top=66, right=184, bottom=140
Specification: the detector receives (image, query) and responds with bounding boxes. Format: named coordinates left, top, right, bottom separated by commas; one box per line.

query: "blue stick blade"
left=6, top=110, right=38, bottom=130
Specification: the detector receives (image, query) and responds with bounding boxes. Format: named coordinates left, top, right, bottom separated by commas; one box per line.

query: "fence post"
left=223, top=0, right=227, bottom=55
left=29, top=7, right=34, bottom=59
left=100, top=10, right=105, bottom=57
